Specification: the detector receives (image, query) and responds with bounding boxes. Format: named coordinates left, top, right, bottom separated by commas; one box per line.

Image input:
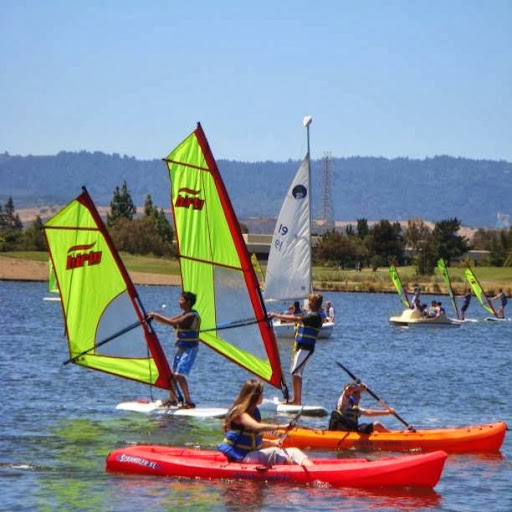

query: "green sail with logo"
left=464, top=267, right=497, bottom=317
left=44, top=188, right=173, bottom=389
left=164, top=124, right=285, bottom=390
left=390, top=265, right=411, bottom=308
left=436, top=258, right=460, bottom=319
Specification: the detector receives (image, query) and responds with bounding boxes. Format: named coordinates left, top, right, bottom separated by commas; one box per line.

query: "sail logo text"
left=66, top=243, right=102, bottom=270
left=175, top=188, right=204, bottom=210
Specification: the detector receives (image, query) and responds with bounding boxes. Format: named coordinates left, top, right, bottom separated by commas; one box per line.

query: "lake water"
left=0, top=281, right=510, bottom=511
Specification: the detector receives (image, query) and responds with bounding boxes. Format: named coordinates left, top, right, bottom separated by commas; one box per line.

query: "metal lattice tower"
left=321, top=152, right=335, bottom=232
left=497, top=212, right=510, bottom=229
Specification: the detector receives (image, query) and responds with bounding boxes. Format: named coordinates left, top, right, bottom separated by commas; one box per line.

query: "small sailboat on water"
left=263, top=116, right=334, bottom=339
left=388, top=264, right=461, bottom=328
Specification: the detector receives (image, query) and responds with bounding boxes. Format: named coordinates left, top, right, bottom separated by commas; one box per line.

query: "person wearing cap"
left=328, top=381, right=395, bottom=433
left=150, top=291, right=201, bottom=408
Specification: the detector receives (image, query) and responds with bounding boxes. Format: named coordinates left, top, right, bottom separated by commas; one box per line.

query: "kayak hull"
left=106, top=445, right=447, bottom=488
left=265, top=422, right=507, bottom=453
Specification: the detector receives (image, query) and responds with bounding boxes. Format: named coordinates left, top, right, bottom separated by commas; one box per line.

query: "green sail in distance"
left=464, top=267, right=497, bottom=317
left=390, top=265, right=411, bottom=308
left=436, top=258, right=459, bottom=319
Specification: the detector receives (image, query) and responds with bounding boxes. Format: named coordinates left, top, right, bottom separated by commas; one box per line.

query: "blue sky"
left=1, top=1, right=511, bottom=162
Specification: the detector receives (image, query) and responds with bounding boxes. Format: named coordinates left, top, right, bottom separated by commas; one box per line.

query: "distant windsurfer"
left=491, top=289, right=508, bottom=318
left=150, top=291, right=200, bottom=408
left=458, top=289, right=472, bottom=320
left=271, top=293, right=323, bottom=405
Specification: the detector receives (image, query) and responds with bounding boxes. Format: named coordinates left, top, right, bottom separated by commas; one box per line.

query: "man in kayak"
left=458, top=289, right=472, bottom=320
left=491, top=289, right=508, bottom=318
left=328, top=382, right=395, bottom=433
left=150, top=291, right=200, bottom=408
left=270, top=293, right=324, bottom=405
left=218, top=379, right=313, bottom=466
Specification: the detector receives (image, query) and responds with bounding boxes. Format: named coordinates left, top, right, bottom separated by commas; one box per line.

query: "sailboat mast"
left=303, top=115, right=313, bottom=294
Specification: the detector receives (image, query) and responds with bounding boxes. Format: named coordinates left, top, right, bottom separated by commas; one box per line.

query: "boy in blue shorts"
left=150, top=291, right=201, bottom=408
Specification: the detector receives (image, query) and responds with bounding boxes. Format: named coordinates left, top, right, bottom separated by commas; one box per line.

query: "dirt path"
left=0, top=256, right=181, bottom=286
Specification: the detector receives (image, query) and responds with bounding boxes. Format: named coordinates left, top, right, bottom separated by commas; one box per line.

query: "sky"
left=1, top=0, right=511, bottom=163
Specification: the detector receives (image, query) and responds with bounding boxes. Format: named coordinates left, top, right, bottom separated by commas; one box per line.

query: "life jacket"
left=217, top=408, right=262, bottom=462
left=294, top=312, right=322, bottom=350
left=336, top=391, right=360, bottom=428
left=500, top=294, right=508, bottom=306
left=175, top=310, right=201, bottom=349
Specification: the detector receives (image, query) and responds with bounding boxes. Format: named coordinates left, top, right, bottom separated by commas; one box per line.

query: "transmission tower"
left=321, top=152, right=335, bottom=232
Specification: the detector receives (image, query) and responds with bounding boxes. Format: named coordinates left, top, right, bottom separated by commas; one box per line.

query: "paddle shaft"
left=336, top=362, right=415, bottom=431
left=278, top=408, right=304, bottom=444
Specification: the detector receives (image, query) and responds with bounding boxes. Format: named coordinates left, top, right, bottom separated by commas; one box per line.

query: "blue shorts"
left=172, top=347, right=198, bottom=376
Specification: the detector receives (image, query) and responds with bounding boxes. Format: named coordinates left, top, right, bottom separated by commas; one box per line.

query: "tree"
left=107, top=180, right=136, bottom=227
left=23, top=215, right=47, bottom=250
left=356, top=218, right=369, bottom=239
left=368, top=220, right=405, bottom=265
left=1, top=197, right=23, bottom=230
left=431, top=218, right=469, bottom=265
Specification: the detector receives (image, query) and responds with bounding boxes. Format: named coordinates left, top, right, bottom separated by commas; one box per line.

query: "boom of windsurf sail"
left=43, top=187, right=174, bottom=389
left=164, top=123, right=285, bottom=391
left=464, top=267, right=497, bottom=317
left=436, top=259, right=460, bottom=319
left=390, top=265, right=411, bottom=308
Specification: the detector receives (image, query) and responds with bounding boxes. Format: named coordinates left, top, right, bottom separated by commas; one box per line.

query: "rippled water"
left=0, top=281, right=510, bottom=511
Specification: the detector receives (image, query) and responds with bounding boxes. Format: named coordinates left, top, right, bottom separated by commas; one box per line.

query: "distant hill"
left=1, top=150, right=510, bottom=228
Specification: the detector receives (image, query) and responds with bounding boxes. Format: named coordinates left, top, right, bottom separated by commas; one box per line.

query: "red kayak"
left=106, top=445, right=447, bottom=488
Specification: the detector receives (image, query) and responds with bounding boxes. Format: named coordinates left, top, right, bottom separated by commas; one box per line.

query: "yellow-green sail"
left=390, top=265, right=411, bottom=308
left=48, top=259, right=59, bottom=294
left=164, top=124, right=285, bottom=390
left=464, top=267, right=497, bottom=317
left=44, top=188, right=173, bottom=389
left=436, top=258, right=460, bottom=319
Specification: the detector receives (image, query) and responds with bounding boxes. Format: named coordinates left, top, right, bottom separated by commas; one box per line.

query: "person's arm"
left=359, top=407, right=395, bottom=417
left=271, top=312, right=300, bottom=322
left=150, top=311, right=192, bottom=327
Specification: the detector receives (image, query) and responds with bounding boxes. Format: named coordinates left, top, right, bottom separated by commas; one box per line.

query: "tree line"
left=313, top=217, right=512, bottom=274
left=1, top=181, right=511, bottom=274
left=0, top=181, right=175, bottom=258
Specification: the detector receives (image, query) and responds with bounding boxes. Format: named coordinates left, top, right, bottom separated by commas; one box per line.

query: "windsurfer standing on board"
left=270, top=293, right=323, bottom=406
left=150, top=291, right=200, bottom=408
left=218, top=379, right=313, bottom=466
left=458, top=289, right=472, bottom=320
left=491, top=289, right=508, bottom=318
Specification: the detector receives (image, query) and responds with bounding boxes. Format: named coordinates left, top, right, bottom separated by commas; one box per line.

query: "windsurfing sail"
left=390, top=265, right=411, bottom=308
left=43, top=187, right=173, bottom=389
left=48, top=259, right=59, bottom=294
left=251, top=253, right=265, bottom=286
left=464, top=267, right=497, bottom=317
left=436, top=259, right=460, bottom=319
left=163, top=123, right=286, bottom=391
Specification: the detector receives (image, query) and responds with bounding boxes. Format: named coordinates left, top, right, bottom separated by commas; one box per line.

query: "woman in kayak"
left=328, top=381, right=395, bottom=433
left=218, top=379, right=313, bottom=466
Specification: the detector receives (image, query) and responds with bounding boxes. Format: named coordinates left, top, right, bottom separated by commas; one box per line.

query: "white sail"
left=264, top=154, right=312, bottom=302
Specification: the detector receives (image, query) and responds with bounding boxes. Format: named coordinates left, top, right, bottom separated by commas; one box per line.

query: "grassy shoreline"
left=1, top=251, right=511, bottom=295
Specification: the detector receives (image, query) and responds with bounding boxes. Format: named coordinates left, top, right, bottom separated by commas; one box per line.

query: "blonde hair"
left=224, top=379, right=263, bottom=430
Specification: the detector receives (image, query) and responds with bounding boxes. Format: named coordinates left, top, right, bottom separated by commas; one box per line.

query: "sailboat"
left=42, top=259, right=61, bottom=302
left=43, top=187, right=226, bottom=418
left=263, top=116, right=334, bottom=339
left=464, top=267, right=504, bottom=321
left=389, top=264, right=461, bottom=328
